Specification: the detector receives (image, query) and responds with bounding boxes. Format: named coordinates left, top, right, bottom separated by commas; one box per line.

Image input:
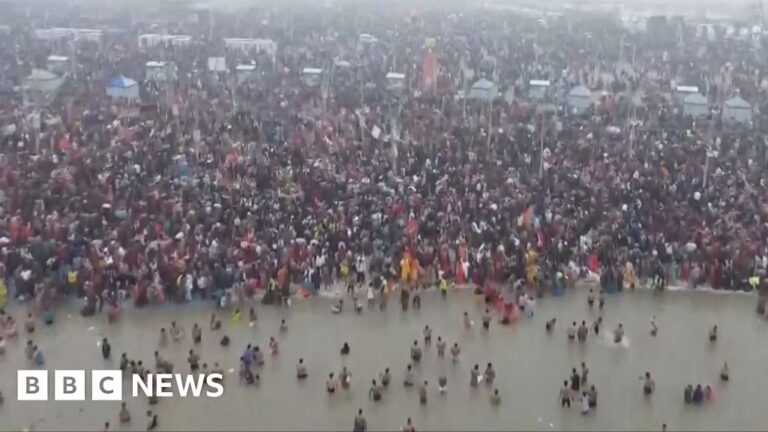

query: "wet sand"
left=0, top=288, right=765, bottom=431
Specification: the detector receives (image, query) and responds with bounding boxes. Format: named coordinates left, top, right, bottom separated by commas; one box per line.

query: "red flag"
left=420, top=51, right=437, bottom=92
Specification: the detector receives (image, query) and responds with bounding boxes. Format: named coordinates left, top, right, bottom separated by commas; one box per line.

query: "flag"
left=420, top=51, right=437, bottom=92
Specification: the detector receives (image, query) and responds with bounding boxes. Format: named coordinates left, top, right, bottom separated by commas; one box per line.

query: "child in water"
left=614, top=323, right=624, bottom=343
left=546, top=318, right=556, bottom=333
left=438, top=374, right=447, bottom=393
left=709, top=325, right=718, bottom=342
left=269, top=337, right=279, bottom=355
left=650, top=317, right=658, bottom=337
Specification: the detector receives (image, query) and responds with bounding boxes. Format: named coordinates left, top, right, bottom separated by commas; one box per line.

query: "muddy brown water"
left=0, top=288, right=765, bottom=431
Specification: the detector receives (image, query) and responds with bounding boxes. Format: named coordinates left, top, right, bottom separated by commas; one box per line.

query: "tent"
left=236, top=64, right=257, bottom=83
left=723, top=96, right=752, bottom=123
left=682, top=93, right=708, bottom=117
left=24, top=69, right=64, bottom=93
left=106, top=75, right=139, bottom=100
left=386, top=72, right=406, bottom=91
left=301, top=68, right=323, bottom=86
left=468, top=78, right=498, bottom=101
left=46, top=55, right=69, bottom=74
left=529, top=79, right=550, bottom=100
left=566, top=85, right=592, bottom=113
left=146, top=61, right=169, bottom=81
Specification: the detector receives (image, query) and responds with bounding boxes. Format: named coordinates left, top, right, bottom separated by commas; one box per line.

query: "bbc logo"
left=18, top=370, right=122, bottom=401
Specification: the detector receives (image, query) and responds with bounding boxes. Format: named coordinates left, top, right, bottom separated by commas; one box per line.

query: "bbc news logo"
left=17, top=370, right=224, bottom=401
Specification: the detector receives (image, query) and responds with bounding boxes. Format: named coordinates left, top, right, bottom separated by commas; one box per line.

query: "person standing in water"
left=598, top=290, right=606, bottom=310
left=577, top=321, right=588, bottom=343
left=353, top=409, right=367, bottom=432
left=559, top=380, right=572, bottom=407
left=614, top=323, right=624, bottom=343
left=593, top=317, right=603, bottom=336
left=482, top=309, right=491, bottom=330
left=369, top=379, right=382, bottom=402
left=296, top=359, right=307, bottom=379
left=101, top=338, right=111, bottom=359
left=410, top=340, right=422, bottom=362
left=192, top=323, right=202, bottom=344
left=643, top=372, right=655, bottom=396
left=650, top=317, right=658, bottom=337
left=436, top=337, right=446, bottom=358
left=720, top=362, right=730, bottom=382
left=568, top=322, right=576, bottom=341
left=470, top=364, right=480, bottom=387
left=450, top=343, right=461, bottom=364
left=402, top=418, right=415, bottom=432
left=423, top=326, right=432, bottom=346
left=709, top=325, right=718, bottom=342
left=587, top=289, right=595, bottom=308
left=418, top=380, right=428, bottom=405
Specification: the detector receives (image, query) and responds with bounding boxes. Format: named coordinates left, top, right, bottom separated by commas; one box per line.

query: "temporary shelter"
left=566, top=85, right=592, bottom=113
left=106, top=76, right=139, bottom=100
left=24, top=69, right=64, bottom=94
left=236, top=64, right=257, bottom=83
left=386, top=72, right=406, bottom=91
left=723, top=96, right=752, bottom=123
left=682, top=93, right=708, bottom=117
left=224, top=38, right=277, bottom=60
left=529, top=79, right=551, bottom=100
left=145, top=61, right=170, bottom=81
left=674, top=85, right=699, bottom=103
left=468, top=78, right=498, bottom=101
left=46, top=56, right=69, bottom=74
left=301, top=68, right=323, bottom=86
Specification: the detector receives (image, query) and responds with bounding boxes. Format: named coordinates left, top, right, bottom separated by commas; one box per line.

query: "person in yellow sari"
left=400, top=256, right=412, bottom=282
left=624, top=262, right=638, bottom=290
left=0, top=279, right=6, bottom=309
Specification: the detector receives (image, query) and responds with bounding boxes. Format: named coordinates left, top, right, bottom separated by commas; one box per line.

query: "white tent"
left=567, top=85, right=592, bottom=112
left=302, top=68, right=323, bottom=86
left=236, top=64, right=257, bottom=83
left=468, top=78, right=498, bottom=101
left=682, top=93, right=708, bottom=117
left=224, top=38, right=277, bottom=60
left=24, top=69, right=63, bottom=93
left=723, top=96, right=752, bottom=124
left=106, top=75, right=139, bottom=100
left=386, top=72, right=406, bottom=90
left=529, top=79, right=550, bottom=100
left=146, top=61, right=169, bottom=81
left=46, top=55, right=69, bottom=74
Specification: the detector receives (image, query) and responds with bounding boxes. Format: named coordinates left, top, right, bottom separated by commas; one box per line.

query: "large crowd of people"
left=1, top=1, right=766, bottom=430
left=0, top=1, right=767, bottom=324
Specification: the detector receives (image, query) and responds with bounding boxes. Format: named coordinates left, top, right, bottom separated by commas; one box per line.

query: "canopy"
left=568, top=85, right=591, bottom=98
left=24, top=69, right=63, bottom=93
left=683, top=93, right=708, bottom=117
left=723, top=96, right=752, bottom=123
left=106, top=75, right=139, bottom=100
left=567, top=85, right=592, bottom=112
left=725, top=96, right=750, bottom=109
left=469, top=78, right=498, bottom=101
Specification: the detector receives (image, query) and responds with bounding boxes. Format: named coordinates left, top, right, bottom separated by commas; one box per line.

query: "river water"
left=0, top=287, right=765, bottom=431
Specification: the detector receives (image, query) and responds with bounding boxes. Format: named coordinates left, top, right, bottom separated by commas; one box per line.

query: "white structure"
left=207, top=57, right=227, bottom=72
left=675, top=85, right=700, bottom=103
left=469, top=78, right=498, bottom=101
left=46, top=56, right=69, bottom=74
left=24, top=69, right=63, bottom=94
left=106, top=76, right=140, bottom=100
left=566, top=85, right=592, bottom=113
left=138, top=34, right=193, bottom=49
left=529, top=79, right=551, bottom=100
left=682, top=93, right=708, bottom=117
left=35, top=28, right=102, bottom=42
left=386, top=72, right=406, bottom=91
left=358, top=33, right=378, bottom=45
left=723, top=96, right=752, bottom=123
left=145, top=61, right=170, bottom=81
left=224, top=38, right=277, bottom=60
left=301, top=68, right=323, bottom=86
left=236, top=64, right=257, bottom=83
